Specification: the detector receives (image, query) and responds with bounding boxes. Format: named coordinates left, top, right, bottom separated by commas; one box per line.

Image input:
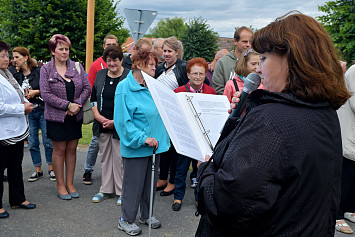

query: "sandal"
left=345, top=212, right=355, bottom=223
left=336, top=220, right=354, bottom=234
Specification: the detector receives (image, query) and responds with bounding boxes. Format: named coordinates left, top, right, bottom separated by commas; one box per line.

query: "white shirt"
left=0, top=74, right=27, bottom=140
left=157, top=65, right=179, bottom=90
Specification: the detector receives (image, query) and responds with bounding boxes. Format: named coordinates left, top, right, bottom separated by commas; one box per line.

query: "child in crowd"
left=223, top=48, right=263, bottom=102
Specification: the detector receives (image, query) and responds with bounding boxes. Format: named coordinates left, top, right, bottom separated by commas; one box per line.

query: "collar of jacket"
left=247, top=89, right=332, bottom=110
left=49, top=57, right=76, bottom=79
left=155, top=59, right=185, bottom=78
left=127, top=71, right=149, bottom=92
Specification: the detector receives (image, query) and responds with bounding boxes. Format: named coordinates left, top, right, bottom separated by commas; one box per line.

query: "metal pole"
left=85, top=0, right=95, bottom=72
left=148, top=146, right=158, bottom=237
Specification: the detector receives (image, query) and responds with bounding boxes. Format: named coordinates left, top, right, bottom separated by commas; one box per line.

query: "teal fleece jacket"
left=114, top=71, right=170, bottom=158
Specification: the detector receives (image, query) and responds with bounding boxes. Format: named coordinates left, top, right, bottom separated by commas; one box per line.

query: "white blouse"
left=157, top=65, right=179, bottom=90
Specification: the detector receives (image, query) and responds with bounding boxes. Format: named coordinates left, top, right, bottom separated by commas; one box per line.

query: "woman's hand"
left=68, top=102, right=81, bottom=115
left=228, top=91, right=241, bottom=114
left=145, top=137, right=159, bottom=149
left=197, top=155, right=211, bottom=168
left=24, top=102, right=33, bottom=114
left=25, top=89, right=39, bottom=100
left=102, top=120, right=114, bottom=129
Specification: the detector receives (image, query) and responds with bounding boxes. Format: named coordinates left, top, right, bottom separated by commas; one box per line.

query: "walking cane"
left=148, top=145, right=158, bottom=237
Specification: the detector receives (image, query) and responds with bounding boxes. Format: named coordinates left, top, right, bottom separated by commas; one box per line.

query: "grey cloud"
left=117, top=0, right=328, bottom=37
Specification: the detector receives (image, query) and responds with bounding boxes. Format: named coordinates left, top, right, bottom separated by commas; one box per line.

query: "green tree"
left=0, top=0, right=129, bottom=65
left=318, top=0, right=355, bottom=63
left=180, top=17, right=219, bottom=62
left=148, top=17, right=187, bottom=39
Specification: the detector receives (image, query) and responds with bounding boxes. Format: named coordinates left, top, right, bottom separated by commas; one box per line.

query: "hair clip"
left=244, top=48, right=254, bottom=57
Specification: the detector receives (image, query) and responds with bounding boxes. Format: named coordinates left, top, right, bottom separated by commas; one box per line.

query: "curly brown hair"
left=131, top=50, right=158, bottom=70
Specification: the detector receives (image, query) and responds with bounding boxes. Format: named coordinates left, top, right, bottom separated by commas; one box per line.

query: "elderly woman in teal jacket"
left=114, top=50, right=170, bottom=236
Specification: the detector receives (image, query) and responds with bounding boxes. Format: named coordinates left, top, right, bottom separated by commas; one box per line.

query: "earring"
left=25, top=61, right=27, bottom=65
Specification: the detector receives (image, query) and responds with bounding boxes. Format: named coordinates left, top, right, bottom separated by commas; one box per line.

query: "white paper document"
left=143, top=72, right=230, bottom=162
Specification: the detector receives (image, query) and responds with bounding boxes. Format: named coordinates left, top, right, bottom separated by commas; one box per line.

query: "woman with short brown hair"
left=196, top=11, right=350, bottom=236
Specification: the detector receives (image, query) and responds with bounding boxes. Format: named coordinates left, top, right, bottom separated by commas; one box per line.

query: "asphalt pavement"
left=1, top=145, right=199, bottom=237
left=1, top=144, right=355, bottom=236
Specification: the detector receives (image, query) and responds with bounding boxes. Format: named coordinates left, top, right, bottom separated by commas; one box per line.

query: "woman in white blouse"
left=0, top=40, right=36, bottom=219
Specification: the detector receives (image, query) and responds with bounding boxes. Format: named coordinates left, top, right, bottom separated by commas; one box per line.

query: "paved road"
left=1, top=145, right=199, bottom=237
left=2, top=145, right=355, bottom=236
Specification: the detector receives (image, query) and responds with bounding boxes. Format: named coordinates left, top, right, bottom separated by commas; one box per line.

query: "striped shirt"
left=157, top=65, right=179, bottom=90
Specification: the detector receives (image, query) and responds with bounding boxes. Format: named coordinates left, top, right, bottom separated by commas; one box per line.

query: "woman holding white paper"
left=172, top=57, right=216, bottom=211
left=114, top=50, right=170, bottom=236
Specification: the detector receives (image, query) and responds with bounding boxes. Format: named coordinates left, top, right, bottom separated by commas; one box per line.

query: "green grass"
left=79, top=123, right=93, bottom=146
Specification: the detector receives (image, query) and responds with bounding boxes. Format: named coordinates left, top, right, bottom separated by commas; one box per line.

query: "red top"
left=174, top=83, right=216, bottom=95
left=87, top=56, right=107, bottom=88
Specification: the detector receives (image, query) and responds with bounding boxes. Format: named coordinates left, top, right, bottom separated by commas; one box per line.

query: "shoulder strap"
left=75, top=62, right=81, bottom=74
left=120, top=68, right=130, bottom=81
left=185, top=84, right=190, bottom=92
left=232, top=78, right=239, bottom=92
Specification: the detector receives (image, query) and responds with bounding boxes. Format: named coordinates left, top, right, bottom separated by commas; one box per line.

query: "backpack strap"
left=232, top=78, right=239, bottom=92
left=185, top=84, right=190, bottom=92
left=75, top=62, right=81, bottom=74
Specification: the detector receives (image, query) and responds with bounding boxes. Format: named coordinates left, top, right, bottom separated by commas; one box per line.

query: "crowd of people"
left=1, top=10, right=355, bottom=237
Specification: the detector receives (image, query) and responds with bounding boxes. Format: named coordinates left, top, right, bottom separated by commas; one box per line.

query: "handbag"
left=75, top=62, right=94, bottom=124
left=344, top=118, right=355, bottom=160
left=82, top=99, right=94, bottom=124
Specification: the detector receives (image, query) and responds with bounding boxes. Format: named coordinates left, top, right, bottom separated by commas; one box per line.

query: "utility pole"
left=86, top=0, right=95, bottom=72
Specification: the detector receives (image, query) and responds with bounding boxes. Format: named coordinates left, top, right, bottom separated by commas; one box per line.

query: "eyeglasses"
left=190, top=72, right=205, bottom=77
left=0, top=53, right=9, bottom=59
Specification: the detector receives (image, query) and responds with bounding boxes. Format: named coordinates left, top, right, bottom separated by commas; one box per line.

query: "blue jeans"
left=28, top=107, right=53, bottom=167
left=174, top=154, right=194, bottom=201
left=84, top=134, right=99, bottom=172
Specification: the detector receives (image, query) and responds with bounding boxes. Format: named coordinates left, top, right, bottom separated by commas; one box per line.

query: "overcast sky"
left=116, top=0, right=328, bottom=38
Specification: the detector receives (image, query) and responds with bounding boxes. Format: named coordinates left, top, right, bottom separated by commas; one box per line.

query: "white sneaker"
left=191, top=178, right=198, bottom=188
left=118, top=217, right=142, bottom=236
left=139, top=216, right=161, bottom=229
left=49, top=170, right=56, bottom=181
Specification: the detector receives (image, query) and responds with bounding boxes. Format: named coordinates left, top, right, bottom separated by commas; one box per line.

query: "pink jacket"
left=223, top=75, right=264, bottom=103
left=40, top=58, right=91, bottom=123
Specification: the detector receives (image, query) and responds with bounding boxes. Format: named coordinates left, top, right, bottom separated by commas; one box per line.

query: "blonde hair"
left=235, top=49, right=259, bottom=77
left=135, top=37, right=152, bottom=51
left=163, top=36, right=184, bottom=60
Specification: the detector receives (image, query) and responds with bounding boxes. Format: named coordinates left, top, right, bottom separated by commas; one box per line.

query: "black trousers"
left=0, top=140, right=26, bottom=209
left=337, top=157, right=355, bottom=219
left=159, top=144, right=178, bottom=184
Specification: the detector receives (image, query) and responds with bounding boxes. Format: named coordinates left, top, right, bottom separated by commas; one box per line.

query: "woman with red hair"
left=172, top=57, right=215, bottom=211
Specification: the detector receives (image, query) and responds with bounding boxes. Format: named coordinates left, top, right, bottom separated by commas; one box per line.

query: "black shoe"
left=83, top=171, right=92, bottom=185
left=11, top=203, right=36, bottom=209
left=0, top=210, right=9, bottom=218
left=28, top=171, right=43, bottom=182
left=160, top=189, right=175, bottom=196
left=156, top=184, right=167, bottom=191
left=172, top=202, right=182, bottom=211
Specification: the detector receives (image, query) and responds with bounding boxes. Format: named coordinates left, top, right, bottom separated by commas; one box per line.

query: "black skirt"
left=46, top=79, right=82, bottom=141
left=47, top=116, right=82, bottom=141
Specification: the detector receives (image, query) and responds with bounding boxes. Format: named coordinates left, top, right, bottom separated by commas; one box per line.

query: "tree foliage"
left=181, top=17, right=219, bottom=62
left=318, top=0, right=355, bottom=63
left=148, top=17, right=187, bottom=39
left=0, top=0, right=129, bottom=65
